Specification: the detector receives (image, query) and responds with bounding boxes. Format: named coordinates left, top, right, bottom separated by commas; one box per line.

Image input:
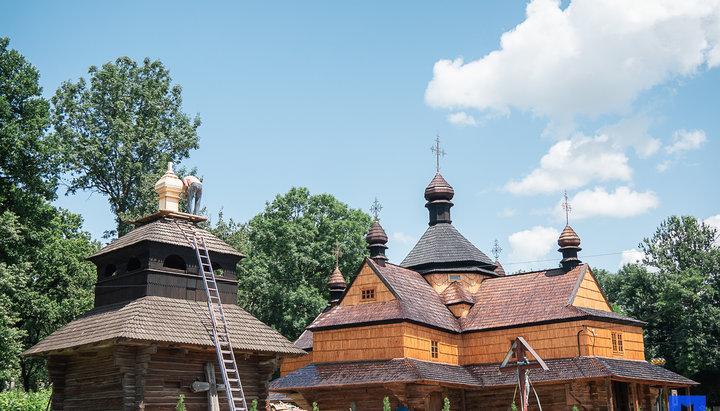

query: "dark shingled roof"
left=467, top=357, right=696, bottom=387
left=89, top=217, right=243, bottom=259
left=24, top=296, right=304, bottom=356
left=307, top=259, right=460, bottom=333
left=271, top=357, right=695, bottom=391
left=270, top=358, right=479, bottom=390
left=294, top=330, right=314, bottom=351
left=400, top=223, right=495, bottom=273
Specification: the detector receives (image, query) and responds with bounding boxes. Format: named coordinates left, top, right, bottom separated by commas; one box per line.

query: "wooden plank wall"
left=50, top=348, right=125, bottom=410
left=279, top=352, right=313, bottom=376
left=465, top=379, right=612, bottom=411
left=294, top=384, right=466, bottom=411
left=584, top=321, right=645, bottom=360
left=572, top=270, right=612, bottom=311
left=424, top=273, right=490, bottom=294
left=402, top=323, right=461, bottom=364
left=312, top=324, right=405, bottom=362
left=341, top=264, right=395, bottom=306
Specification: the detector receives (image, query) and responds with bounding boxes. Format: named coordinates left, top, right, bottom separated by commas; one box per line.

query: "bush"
left=0, top=388, right=51, bottom=411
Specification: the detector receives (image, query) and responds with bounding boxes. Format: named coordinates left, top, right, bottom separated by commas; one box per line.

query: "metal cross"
left=333, top=239, right=342, bottom=268
left=562, top=191, right=572, bottom=225
left=492, top=239, right=502, bottom=261
left=370, top=197, right=382, bottom=221
left=430, top=135, right=446, bottom=173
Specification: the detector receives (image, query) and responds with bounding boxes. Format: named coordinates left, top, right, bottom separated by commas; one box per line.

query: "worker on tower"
left=181, top=175, right=202, bottom=215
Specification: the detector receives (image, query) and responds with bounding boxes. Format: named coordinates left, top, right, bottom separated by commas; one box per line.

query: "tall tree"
left=598, top=216, right=720, bottom=380
left=209, top=188, right=372, bottom=340
left=52, top=56, right=201, bottom=236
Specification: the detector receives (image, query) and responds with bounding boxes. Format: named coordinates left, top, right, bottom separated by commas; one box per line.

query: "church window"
left=361, top=288, right=375, bottom=301
left=126, top=257, right=141, bottom=272
left=104, top=264, right=116, bottom=277
left=163, top=254, right=186, bottom=271
left=611, top=331, right=624, bottom=353
left=212, top=263, right=224, bottom=277
left=449, top=275, right=461, bottom=281
left=431, top=341, right=439, bottom=358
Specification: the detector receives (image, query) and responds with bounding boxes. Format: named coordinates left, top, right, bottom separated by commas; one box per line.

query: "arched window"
left=163, top=254, right=186, bottom=271
left=126, top=257, right=141, bottom=272
left=104, top=264, right=117, bottom=277
left=212, top=263, right=224, bottom=277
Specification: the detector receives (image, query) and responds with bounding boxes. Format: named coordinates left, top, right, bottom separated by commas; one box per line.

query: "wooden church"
left=24, top=164, right=304, bottom=410
left=271, top=171, right=696, bottom=410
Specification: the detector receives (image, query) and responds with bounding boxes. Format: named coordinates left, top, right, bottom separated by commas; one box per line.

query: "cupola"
left=328, top=266, right=346, bottom=307
left=366, top=220, right=389, bottom=266
left=424, top=173, right=454, bottom=226
left=154, top=162, right=184, bottom=212
left=558, top=225, right=582, bottom=271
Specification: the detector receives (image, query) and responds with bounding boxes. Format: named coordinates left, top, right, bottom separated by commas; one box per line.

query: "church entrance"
left=612, top=381, right=631, bottom=411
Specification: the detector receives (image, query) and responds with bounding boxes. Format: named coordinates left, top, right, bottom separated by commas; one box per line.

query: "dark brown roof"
left=89, top=217, right=243, bottom=259
left=400, top=223, right=495, bottom=273
left=270, top=358, right=479, bottom=390
left=424, top=173, right=455, bottom=201
left=366, top=221, right=388, bottom=245
left=467, top=357, right=696, bottom=387
left=494, top=261, right=506, bottom=276
left=308, top=259, right=461, bottom=333
left=294, top=330, right=313, bottom=351
left=440, top=282, right=475, bottom=306
left=24, top=296, right=304, bottom=356
left=271, top=356, right=695, bottom=391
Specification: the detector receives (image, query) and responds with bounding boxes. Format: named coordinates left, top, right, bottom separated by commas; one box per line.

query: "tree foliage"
left=52, top=56, right=200, bottom=236
left=209, top=188, right=372, bottom=340
left=598, top=216, right=720, bottom=379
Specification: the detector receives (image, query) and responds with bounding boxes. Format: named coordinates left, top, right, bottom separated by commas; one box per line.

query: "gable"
left=571, top=267, right=612, bottom=311
left=340, top=262, right=395, bottom=306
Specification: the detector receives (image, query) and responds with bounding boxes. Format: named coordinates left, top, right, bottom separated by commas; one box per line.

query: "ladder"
left=178, top=223, right=248, bottom=411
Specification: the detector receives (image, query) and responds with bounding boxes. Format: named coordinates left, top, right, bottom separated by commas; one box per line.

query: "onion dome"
left=366, top=221, right=388, bottom=265
left=328, top=265, right=346, bottom=307
left=558, top=225, right=582, bottom=271
left=558, top=225, right=581, bottom=248
left=424, top=173, right=455, bottom=201
left=494, top=261, right=506, bottom=276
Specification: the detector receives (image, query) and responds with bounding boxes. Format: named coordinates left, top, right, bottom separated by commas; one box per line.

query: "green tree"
left=598, top=216, right=720, bottom=379
left=212, top=188, right=372, bottom=340
left=52, top=56, right=200, bottom=237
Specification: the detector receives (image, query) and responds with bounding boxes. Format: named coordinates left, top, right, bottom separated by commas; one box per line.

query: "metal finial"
left=370, top=197, right=382, bottom=221
left=492, top=239, right=502, bottom=261
left=562, top=191, right=572, bottom=225
left=333, top=239, right=342, bottom=269
left=430, top=134, right=446, bottom=173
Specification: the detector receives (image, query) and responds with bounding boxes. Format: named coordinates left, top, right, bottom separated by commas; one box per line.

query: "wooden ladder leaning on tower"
left=177, top=222, right=248, bottom=411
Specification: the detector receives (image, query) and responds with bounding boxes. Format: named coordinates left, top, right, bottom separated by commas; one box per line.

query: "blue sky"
left=4, top=0, right=719, bottom=273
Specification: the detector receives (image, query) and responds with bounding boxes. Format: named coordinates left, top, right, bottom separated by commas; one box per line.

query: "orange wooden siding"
left=584, top=321, right=645, bottom=360
left=402, top=323, right=461, bottom=364
left=572, top=269, right=612, bottom=311
left=279, top=352, right=314, bottom=376
left=340, top=263, right=395, bottom=306
left=312, top=324, right=406, bottom=363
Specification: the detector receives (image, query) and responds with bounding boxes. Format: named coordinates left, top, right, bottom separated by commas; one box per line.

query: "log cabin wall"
left=48, top=344, right=277, bottom=411
left=340, top=264, right=395, bottom=306
left=293, top=384, right=466, bottom=411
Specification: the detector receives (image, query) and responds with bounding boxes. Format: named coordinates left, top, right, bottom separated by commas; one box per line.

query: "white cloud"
left=705, top=214, right=720, bottom=245
left=391, top=232, right=416, bottom=245
left=666, top=129, right=707, bottom=153
left=504, top=134, right=632, bottom=195
left=564, top=186, right=659, bottom=219
left=499, top=208, right=516, bottom=217
left=656, top=160, right=671, bottom=173
left=447, top=111, right=478, bottom=126
left=426, top=0, right=720, bottom=123
left=507, top=226, right=560, bottom=271
left=598, top=116, right=660, bottom=158
left=619, top=249, right=645, bottom=268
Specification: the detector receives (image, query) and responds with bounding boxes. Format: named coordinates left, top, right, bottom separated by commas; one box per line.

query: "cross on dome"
left=562, top=191, right=572, bottom=225
left=430, top=135, right=446, bottom=173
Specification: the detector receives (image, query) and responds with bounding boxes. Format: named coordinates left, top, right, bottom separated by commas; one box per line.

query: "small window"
left=163, top=254, right=186, bottom=271
left=611, top=331, right=624, bottom=353
left=361, top=288, right=375, bottom=301
left=431, top=341, right=439, bottom=358
left=449, top=275, right=461, bottom=281
left=104, top=264, right=117, bottom=277
left=126, top=258, right=141, bottom=272
left=212, top=263, right=224, bottom=277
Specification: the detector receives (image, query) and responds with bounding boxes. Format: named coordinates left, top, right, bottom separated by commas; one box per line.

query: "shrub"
left=0, top=388, right=51, bottom=411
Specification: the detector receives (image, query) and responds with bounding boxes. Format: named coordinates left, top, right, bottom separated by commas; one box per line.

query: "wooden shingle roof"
left=400, top=223, right=496, bottom=273
left=89, top=217, right=243, bottom=259
left=23, top=296, right=304, bottom=356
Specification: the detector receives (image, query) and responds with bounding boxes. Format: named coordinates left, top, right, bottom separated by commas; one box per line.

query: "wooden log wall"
left=47, top=343, right=277, bottom=410
left=465, top=379, right=612, bottom=411
left=341, top=264, right=395, bottom=306
left=293, top=384, right=466, bottom=411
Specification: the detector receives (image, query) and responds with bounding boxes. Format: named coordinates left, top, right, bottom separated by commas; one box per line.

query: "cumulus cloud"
left=504, top=134, right=632, bottom=195
left=656, top=160, right=671, bottom=173
left=619, top=249, right=645, bottom=268
left=447, top=112, right=478, bottom=126
left=666, top=129, right=707, bottom=153
left=426, top=0, right=720, bottom=123
left=705, top=214, right=720, bottom=245
left=563, top=186, right=659, bottom=219
left=507, top=226, right=560, bottom=271
left=598, top=116, right=660, bottom=158
left=392, top=232, right=416, bottom=244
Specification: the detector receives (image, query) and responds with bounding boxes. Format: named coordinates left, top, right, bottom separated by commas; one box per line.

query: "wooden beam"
left=606, top=378, right=614, bottom=411
left=204, top=362, right=220, bottom=411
